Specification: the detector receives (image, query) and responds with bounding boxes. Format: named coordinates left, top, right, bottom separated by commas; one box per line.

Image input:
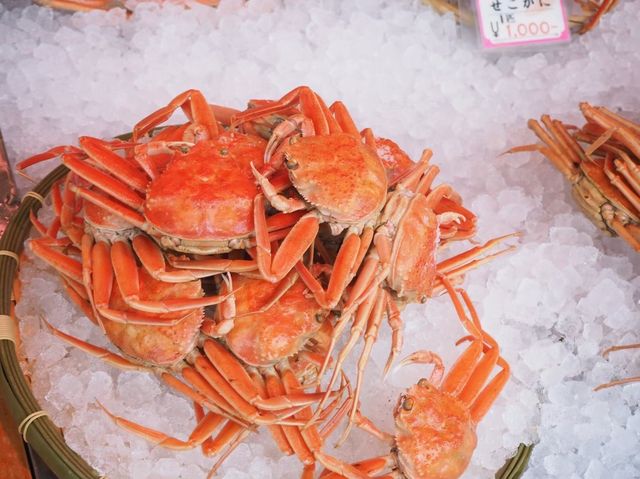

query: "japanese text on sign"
left=476, top=0, right=570, bottom=49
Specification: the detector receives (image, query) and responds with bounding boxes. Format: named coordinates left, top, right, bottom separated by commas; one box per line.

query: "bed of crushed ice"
left=2, top=0, right=640, bottom=478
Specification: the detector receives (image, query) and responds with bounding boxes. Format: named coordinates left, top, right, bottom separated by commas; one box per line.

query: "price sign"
left=475, top=0, right=570, bottom=49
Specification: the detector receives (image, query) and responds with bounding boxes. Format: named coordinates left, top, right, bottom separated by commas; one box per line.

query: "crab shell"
left=144, top=131, right=267, bottom=252
left=387, top=194, right=440, bottom=302
left=102, top=267, right=204, bottom=366
left=223, top=275, right=329, bottom=367
left=282, top=133, right=388, bottom=228
left=394, top=381, right=477, bottom=479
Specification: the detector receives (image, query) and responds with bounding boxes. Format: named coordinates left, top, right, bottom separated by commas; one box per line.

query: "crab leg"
left=613, top=153, right=640, bottom=195
left=131, top=234, right=220, bottom=282
left=383, top=295, right=404, bottom=377
left=247, top=368, right=295, bottom=456
left=604, top=157, right=640, bottom=212
left=109, top=241, right=233, bottom=313
left=16, top=144, right=84, bottom=172
left=309, top=286, right=380, bottom=425
left=273, top=363, right=369, bottom=479
left=319, top=456, right=397, bottom=478
left=581, top=103, right=640, bottom=159
left=577, top=0, right=618, bottom=33
left=29, top=239, right=83, bottom=284
left=527, top=119, right=582, bottom=182
left=97, top=401, right=244, bottom=453
left=296, top=226, right=374, bottom=309
left=336, top=287, right=387, bottom=445
left=194, top=403, right=233, bottom=457
left=133, top=89, right=219, bottom=142
left=469, top=356, right=510, bottom=422
left=59, top=277, right=97, bottom=324
left=253, top=194, right=319, bottom=283
left=41, top=318, right=147, bottom=371
left=190, top=353, right=280, bottom=425
left=63, top=155, right=145, bottom=210
left=203, top=340, right=334, bottom=411
left=79, top=136, right=149, bottom=193
left=179, top=365, right=252, bottom=425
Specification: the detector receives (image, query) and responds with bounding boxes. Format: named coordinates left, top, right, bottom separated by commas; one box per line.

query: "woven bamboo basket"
left=0, top=154, right=533, bottom=479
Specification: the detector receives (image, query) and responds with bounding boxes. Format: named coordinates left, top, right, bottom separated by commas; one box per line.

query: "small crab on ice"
left=318, top=283, right=510, bottom=479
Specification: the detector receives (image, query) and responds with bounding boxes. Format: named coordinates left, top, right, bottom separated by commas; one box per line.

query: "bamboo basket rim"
left=0, top=136, right=533, bottom=479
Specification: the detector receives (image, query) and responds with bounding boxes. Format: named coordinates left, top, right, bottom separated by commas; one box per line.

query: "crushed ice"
left=3, top=0, right=640, bottom=477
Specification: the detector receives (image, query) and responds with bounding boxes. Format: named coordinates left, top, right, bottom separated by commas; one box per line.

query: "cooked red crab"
left=233, top=86, right=388, bottom=310
left=318, top=285, right=510, bottom=479
left=18, top=90, right=303, bottom=260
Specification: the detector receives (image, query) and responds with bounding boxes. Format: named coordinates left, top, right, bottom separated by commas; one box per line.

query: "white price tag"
left=475, top=0, right=570, bottom=49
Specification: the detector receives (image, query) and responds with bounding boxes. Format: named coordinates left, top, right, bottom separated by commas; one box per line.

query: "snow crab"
left=318, top=283, right=510, bottom=479
left=18, top=90, right=303, bottom=260
left=38, top=250, right=370, bottom=477
left=513, top=103, right=640, bottom=251
left=232, top=86, right=388, bottom=310
left=27, top=176, right=242, bottom=328
left=305, top=150, right=516, bottom=435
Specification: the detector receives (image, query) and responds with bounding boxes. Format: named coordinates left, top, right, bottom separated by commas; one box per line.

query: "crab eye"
left=315, top=313, right=324, bottom=323
left=418, top=378, right=430, bottom=388
left=401, top=396, right=414, bottom=411
left=285, top=159, right=299, bottom=170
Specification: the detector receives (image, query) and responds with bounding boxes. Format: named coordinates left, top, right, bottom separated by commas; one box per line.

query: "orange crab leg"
left=191, top=353, right=306, bottom=426
left=133, top=89, right=219, bottom=142
left=203, top=340, right=332, bottom=411
left=191, top=354, right=268, bottom=423
left=29, top=238, right=83, bottom=284
left=319, top=456, right=396, bottom=478
left=578, top=0, right=619, bottom=34
left=383, top=294, right=404, bottom=377
left=16, top=145, right=84, bottom=172
left=613, top=153, right=640, bottom=195
left=328, top=101, right=359, bottom=137
left=194, top=402, right=227, bottom=456
left=247, top=369, right=295, bottom=456
left=604, top=157, right=640, bottom=212
left=527, top=119, right=582, bottom=181
left=309, top=286, right=380, bottom=425
left=170, top=256, right=258, bottom=274
left=59, top=277, right=97, bottom=324
left=97, top=401, right=244, bottom=452
left=180, top=365, right=250, bottom=425
left=337, top=287, right=387, bottom=445
left=275, top=363, right=369, bottom=479
left=469, top=356, right=510, bottom=422
left=254, top=194, right=319, bottom=283
left=62, top=154, right=145, bottom=210
left=41, top=318, right=147, bottom=371
left=398, top=350, right=446, bottom=386
left=130, top=234, right=218, bottom=282
left=608, top=218, right=640, bottom=252
left=263, top=367, right=315, bottom=465
left=79, top=136, right=149, bottom=193
left=295, top=226, right=373, bottom=309
left=277, top=363, right=321, bottom=465
left=109, top=241, right=233, bottom=313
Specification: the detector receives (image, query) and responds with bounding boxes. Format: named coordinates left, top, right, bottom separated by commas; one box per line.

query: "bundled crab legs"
left=513, top=103, right=640, bottom=393
left=512, top=103, right=640, bottom=252
left=19, top=86, right=517, bottom=478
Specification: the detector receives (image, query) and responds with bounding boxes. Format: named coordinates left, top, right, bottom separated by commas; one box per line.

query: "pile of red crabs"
left=19, top=86, right=518, bottom=479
